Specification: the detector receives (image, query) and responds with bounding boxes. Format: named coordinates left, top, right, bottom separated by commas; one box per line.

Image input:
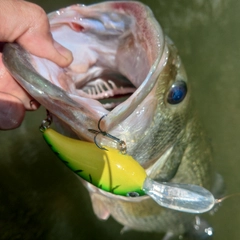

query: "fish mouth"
left=3, top=2, right=167, bottom=151
left=45, top=2, right=166, bottom=131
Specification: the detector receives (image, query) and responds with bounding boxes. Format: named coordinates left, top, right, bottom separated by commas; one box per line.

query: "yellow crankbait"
left=43, top=128, right=146, bottom=196
left=43, top=128, right=216, bottom=214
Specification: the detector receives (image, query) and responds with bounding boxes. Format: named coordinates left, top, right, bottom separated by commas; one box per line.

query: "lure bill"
left=43, top=128, right=215, bottom=214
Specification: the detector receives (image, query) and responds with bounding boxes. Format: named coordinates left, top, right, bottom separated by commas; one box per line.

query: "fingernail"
left=54, top=41, right=73, bottom=66
left=29, top=99, right=40, bottom=110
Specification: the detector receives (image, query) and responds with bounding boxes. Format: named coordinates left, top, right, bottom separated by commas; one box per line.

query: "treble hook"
left=39, top=110, right=52, bottom=132
left=88, top=115, right=127, bottom=154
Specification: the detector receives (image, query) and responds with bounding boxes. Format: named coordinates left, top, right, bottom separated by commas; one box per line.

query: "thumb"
left=0, top=0, right=72, bottom=67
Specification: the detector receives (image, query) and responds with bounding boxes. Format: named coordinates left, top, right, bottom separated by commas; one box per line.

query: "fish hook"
left=39, top=110, right=52, bottom=132
left=88, top=115, right=127, bottom=154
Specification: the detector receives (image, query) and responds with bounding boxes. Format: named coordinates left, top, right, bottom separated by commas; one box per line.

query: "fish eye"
left=167, top=80, right=187, bottom=105
left=127, top=192, right=140, bottom=197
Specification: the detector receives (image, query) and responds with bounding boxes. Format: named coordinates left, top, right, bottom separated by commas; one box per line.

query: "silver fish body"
left=3, top=1, right=214, bottom=236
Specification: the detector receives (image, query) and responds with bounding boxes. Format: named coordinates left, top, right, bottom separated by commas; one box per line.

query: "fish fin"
left=90, top=193, right=110, bottom=220
left=120, top=226, right=131, bottom=234
left=162, top=232, right=175, bottom=240
left=211, top=172, right=225, bottom=198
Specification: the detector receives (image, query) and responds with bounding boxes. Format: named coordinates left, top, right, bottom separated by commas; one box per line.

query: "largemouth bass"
left=3, top=1, right=215, bottom=238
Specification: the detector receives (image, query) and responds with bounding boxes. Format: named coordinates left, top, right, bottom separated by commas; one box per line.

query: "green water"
left=1, top=0, right=239, bottom=239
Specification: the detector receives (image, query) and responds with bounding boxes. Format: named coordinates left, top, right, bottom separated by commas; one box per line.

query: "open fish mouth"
left=2, top=1, right=183, bottom=167
left=3, top=2, right=166, bottom=143
left=31, top=2, right=166, bottom=127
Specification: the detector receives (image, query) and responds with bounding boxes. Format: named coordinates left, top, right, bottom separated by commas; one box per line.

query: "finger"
left=0, top=0, right=73, bottom=67
left=0, top=92, right=25, bottom=130
left=0, top=53, right=40, bottom=110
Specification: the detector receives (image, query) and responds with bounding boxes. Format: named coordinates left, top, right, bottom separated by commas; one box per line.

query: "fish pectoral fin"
left=90, top=193, right=110, bottom=220
left=162, top=231, right=175, bottom=240
left=120, top=226, right=132, bottom=234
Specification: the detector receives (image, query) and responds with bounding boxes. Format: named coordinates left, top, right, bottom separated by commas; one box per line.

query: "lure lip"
left=142, top=177, right=216, bottom=214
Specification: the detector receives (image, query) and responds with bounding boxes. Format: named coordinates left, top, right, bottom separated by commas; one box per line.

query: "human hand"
left=0, top=0, right=73, bottom=130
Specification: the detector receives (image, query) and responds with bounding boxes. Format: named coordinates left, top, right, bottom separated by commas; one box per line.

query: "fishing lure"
left=42, top=128, right=216, bottom=214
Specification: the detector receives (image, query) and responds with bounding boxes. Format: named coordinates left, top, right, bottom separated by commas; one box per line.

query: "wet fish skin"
left=3, top=1, right=213, bottom=237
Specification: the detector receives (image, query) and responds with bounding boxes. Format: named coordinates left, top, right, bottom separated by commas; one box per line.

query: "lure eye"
left=127, top=192, right=140, bottom=197
left=167, top=80, right=187, bottom=104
